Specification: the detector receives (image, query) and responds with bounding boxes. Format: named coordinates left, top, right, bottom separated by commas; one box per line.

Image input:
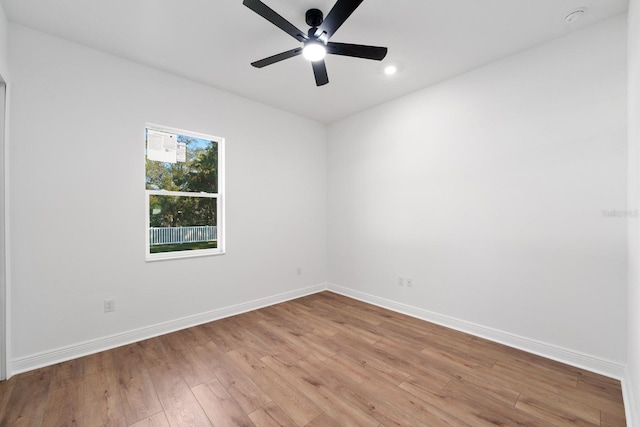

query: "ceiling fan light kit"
left=303, top=40, right=327, bottom=62
left=242, top=0, right=388, bottom=86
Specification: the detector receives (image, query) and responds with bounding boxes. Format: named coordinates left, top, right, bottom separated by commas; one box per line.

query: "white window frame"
left=145, top=123, right=225, bottom=261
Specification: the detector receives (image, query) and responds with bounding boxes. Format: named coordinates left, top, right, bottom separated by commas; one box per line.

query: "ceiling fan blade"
left=312, top=60, right=329, bottom=86
left=243, top=0, right=308, bottom=42
left=317, top=0, right=364, bottom=40
left=251, top=48, right=303, bottom=68
left=326, top=42, right=388, bottom=60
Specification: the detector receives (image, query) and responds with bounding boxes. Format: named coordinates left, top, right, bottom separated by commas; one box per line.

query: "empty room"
left=0, top=0, right=639, bottom=426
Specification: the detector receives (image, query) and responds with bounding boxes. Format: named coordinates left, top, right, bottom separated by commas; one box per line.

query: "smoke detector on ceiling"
left=564, top=8, right=587, bottom=24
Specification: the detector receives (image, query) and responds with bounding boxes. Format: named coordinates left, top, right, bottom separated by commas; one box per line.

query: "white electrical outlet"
left=104, top=298, right=115, bottom=313
left=406, top=278, right=413, bottom=287
left=296, top=267, right=302, bottom=276
left=397, top=276, right=404, bottom=286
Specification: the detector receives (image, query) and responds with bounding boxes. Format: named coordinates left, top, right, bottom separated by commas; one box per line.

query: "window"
left=145, top=124, right=224, bottom=260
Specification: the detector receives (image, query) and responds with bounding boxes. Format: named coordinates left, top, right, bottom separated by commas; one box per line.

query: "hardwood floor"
left=0, top=292, right=627, bottom=426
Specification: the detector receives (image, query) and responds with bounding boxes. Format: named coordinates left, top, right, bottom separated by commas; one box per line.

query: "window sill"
left=146, top=248, right=225, bottom=262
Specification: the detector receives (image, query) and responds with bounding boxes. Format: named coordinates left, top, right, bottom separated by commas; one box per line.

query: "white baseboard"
left=9, top=283, right=327, bottom=377
left=328, top=283, right=639, bottom=425
left=9, top=280, right=635, bottom=427
left=622, top=370, right=638, bottom=427
left=326, top=283, right=627, bottom=380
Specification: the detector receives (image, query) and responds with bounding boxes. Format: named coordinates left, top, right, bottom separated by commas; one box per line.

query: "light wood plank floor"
left=0, top=292, right=626, bottom=426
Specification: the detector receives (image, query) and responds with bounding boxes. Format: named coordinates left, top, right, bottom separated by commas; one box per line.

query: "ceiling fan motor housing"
left=305, top=8, right=323, bottom=28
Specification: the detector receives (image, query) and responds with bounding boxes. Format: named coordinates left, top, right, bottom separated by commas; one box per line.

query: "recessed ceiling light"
left=564, top=8, right=587, bottom=24
left=384, top=65, right=397, bottom=76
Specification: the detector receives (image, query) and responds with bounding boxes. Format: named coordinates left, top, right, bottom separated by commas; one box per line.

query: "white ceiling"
left=0, top=0, right=628, bottom=123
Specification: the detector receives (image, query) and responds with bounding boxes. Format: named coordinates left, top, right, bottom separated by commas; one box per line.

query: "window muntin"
left=145, top=125, right=224, bottom=260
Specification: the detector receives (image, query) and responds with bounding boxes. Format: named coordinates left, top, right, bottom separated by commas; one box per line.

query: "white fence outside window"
left=149, top=226, right=217, bottom=246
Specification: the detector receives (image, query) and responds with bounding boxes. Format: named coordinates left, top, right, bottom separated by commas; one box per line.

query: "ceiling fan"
left=242, top=0, right=388, bottom=86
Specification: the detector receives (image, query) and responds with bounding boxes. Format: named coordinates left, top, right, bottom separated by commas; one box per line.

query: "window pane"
left=149, top=195, right=217, bottom=253
left=146, top=131, right=218, bottom=193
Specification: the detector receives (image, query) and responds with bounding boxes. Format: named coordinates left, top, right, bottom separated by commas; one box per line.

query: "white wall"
left=0, top=2, right=9, bottom=380
left=0, top=4, right=9, bottom=79
left=7, top=24, right=327, bottom=371
left=628, top=0, right=640, bottom=423
left=328, top=16, right=628, bottom=371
